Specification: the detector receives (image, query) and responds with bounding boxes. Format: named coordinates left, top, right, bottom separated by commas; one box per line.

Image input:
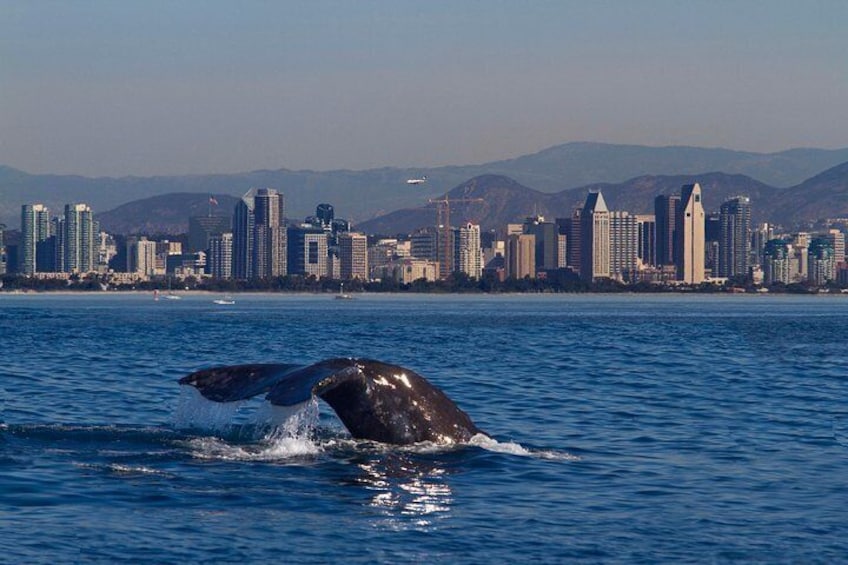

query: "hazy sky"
left=2, top=1, right=846, bottom=176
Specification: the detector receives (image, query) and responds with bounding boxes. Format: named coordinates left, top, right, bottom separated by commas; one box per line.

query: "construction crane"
left=427, top=196, right=485, bottom=277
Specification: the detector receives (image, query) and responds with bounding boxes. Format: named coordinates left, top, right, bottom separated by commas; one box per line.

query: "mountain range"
left=2, top=142, right=848, bottom=233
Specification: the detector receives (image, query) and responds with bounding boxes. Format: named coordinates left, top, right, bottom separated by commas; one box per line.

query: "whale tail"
left=179, top=358, right=482, bottom=445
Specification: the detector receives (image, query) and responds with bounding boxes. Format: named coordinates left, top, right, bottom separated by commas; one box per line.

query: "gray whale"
left=179, top=358, right=483, bottom=445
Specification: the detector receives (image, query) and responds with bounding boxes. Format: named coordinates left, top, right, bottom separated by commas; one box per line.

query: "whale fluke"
left=179, top=358, right=482, bottom=445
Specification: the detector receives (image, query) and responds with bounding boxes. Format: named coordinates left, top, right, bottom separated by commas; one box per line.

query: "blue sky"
left=1, top=1, right=846, bottom=176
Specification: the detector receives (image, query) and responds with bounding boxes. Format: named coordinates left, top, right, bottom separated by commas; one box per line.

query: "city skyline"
left=5, top=177, right=846, bottom=291
left=2, top=2, right=847, bottom=177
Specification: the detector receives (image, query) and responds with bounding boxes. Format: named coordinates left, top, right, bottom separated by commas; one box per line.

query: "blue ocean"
left=2, top=293, right=847, bottom=563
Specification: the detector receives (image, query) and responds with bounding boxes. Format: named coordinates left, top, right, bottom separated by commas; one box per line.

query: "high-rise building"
left=566, top=209, right=582, bottom=273
left=63, top=203, right=97, bottom=274
left=609, top=211, right=639, bottom=282
left=675, top=183, right=705, bottom=283
left=826, top=229, right=845, bottom=265
left=763, top=239, right=791, bottom=285
left=808, top=238, right=836, bottom=285
left=208, top=232, right=233, bottom=279
left=506, top=233, right=535, bottom=279
left=752, top=223, right=774, bottom=267
left=654, top=194, right=680, bottom=267
left=127, top=236, right=157, bottom=277
left=20, top=204, right=50, bottom=275
left=636, top=214, right=655, bottom=268
left=287, top=227, right=328, bottom=278
left=455, top=223, right=482, bottom=279
left=339, top=232, right=368, bottom=280
left=522, top=216, right=557, bottom=272
left=718, top=196, right=752, bottom=279
left=232, top=188, right=286, bottom=279
left=411, top=228, right=439, bottom=262
left=580, top=191, right=610, bottom=282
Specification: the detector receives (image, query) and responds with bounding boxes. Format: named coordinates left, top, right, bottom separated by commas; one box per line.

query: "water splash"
left=178, top=396, right=324, bottom=461
left=172, top=385, right=246, bottom=432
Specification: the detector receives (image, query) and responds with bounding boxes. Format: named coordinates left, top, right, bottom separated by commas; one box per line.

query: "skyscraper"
left=506, top=233, right=535, bottom=279
left=455, top=223, right=482, bottom=279
left=580, top=191, right=610, bottom=282
left=763, top=239, right=791, bottom=285
left=338, top=232, right=368, bottom=280
left=63, top=203, right=97, bottom=274
left=718, top=196, right=752, bottom=279
left=675, top=183, right=705, bottom=284
left=654, top=194, right=680, bottom=267
left=208, top=232, right=233, bottom=279
left=636, top=214, right=656, bottom=268
left=523, top=216, right=557, bottom=271
left=232, top=188, right=286, bottom=279
left=287, top=227, right=328, bottom=278
left=20, top=204, right=50, bottom=275
left=609, top=211, right=639, bottom=282
left=808, top=238, right=835, bottom=285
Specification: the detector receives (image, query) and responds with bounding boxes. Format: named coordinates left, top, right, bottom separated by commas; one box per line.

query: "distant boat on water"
left=335, top=283, right=353, bottom=300
left=213, top=295, right=236, bottom=305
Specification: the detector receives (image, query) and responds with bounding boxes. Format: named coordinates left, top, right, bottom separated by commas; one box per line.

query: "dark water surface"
left=2, top=293, right=847, bottom=563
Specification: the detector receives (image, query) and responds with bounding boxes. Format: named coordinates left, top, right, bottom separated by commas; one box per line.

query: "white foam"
left=468, top=434, right=579, bottom=461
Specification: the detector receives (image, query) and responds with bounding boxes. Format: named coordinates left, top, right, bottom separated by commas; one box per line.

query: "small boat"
left=213, top=295, right=236, bottom=305
left=335, top=283, right=354, bottom=300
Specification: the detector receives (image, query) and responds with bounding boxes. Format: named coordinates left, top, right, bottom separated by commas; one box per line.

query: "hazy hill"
left=96, top=193, right=239, bottom=235
left=765, top=161, right=848, bottom=227
left=356, top=173, right=781, bottom=235
left=4, top=142, right=848, bottom=229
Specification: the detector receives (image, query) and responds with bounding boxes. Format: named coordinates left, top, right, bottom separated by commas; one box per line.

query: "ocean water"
left=2, top=293, right=848, bottom=563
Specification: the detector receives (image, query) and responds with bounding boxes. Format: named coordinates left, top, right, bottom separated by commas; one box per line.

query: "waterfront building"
left=675, top=183, right=705, bottom=284
left=368, top=239, right=398, bottom=279
left=636, top=214, right=655, bottom=268
left=455, top=223, right=482, bottom=279
left=654, top=194, right=680, bottom=267
left=718, top=196, right=752, bottom=279
left=287, top=226, right=328, bottom=278
left=826, top=229, right=845, bottom=265
left=375, top=258, right=439, bottom=283
left=62, top=203, right=97, bottom=274
left=208, top=232, right=233, bottom=279
left=808, top=238, right=836, bottom=285
left=127, top=237, right=157, bottom=277
left=232, top=188, right=286, bottom=279
left=609, top=211, right=639, bottom=282
left=339, top=232, right=368, bottom=280
left=559, top=209, right=582, bottom=273
left=523, top=216, right=558, bottom=271
left=763, top=239, right=792, bottom=285
left=410, top=228, right=439, bottom=263
left=506, top=233, right=535, bottom=279
left=20, top=204, right=50, bottom=275
left=752, top=223, right=775, bottom=268
left=791, top=233, right=810, bottom=281
left=580, top=191, right=610, bottom=282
